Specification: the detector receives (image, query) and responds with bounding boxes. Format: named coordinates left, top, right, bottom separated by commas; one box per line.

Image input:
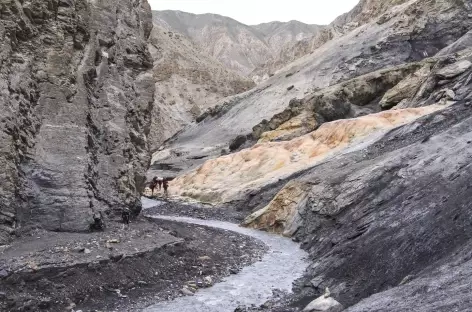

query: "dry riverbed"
left=0, top=214, right=267, bottom=311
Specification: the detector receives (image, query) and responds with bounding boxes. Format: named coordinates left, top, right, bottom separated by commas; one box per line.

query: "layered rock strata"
left=0, top=0, right=155, bottom=243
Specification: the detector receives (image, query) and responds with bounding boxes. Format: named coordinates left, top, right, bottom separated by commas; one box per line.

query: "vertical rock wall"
left=0, top=0, right=155, bottom=243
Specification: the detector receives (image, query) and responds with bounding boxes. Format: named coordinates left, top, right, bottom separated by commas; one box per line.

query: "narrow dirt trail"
left=142, top=199, right=308, bottom=312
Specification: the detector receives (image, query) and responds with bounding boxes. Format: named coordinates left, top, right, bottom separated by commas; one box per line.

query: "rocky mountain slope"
left=151, top=0, right=472, bottom=181
left=152, top=10, right=323, bottom=77
left=242, top=55, right=472, bottom=311
left=0, top=0, right=155, bottom=244
left=253, top=0, right=415, bottom=78
left=153, top=0, right=472, bottom=310
left=147, top=24, right=254, bottom=150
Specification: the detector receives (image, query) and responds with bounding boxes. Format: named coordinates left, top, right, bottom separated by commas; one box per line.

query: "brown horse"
left=163, top=178, right=169, bottom=197
left=149, top=177, right=159, bottom=196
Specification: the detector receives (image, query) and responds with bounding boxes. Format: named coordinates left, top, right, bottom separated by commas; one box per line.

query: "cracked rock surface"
left=0, top=0, right=155, bottom=243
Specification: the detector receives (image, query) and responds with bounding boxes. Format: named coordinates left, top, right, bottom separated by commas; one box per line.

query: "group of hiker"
left=91, top=177, right=171, bottom=231
left=149, top=176, right=170, bottom=197
left=119, top=176, right=169, bottom=229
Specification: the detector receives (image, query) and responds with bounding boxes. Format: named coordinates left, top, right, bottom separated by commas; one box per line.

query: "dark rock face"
left=229, top=135, right=248, bottom=152
left=238, top=53, right=472, bottom=311
left=0, top=0, right=155, bottom=243
left=292, top=99, right=472, bottom=310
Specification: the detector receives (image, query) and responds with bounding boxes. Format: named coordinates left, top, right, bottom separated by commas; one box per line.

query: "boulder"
left=258, top=112, right=319, bottom=143
left=243, top=181, right=310, bottom=236
left=229, top=135, right=248, bottom=151
left=303, top=295, right=344, bottom=312
left=380, top=64, right=431, bottom=109
left=445, top=89, right=456, bottom=100
left=436, top=60, right=472, bottom=79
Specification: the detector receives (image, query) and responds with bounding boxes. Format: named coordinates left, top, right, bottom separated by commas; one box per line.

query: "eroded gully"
left=141, top=198, right=309, bottom=312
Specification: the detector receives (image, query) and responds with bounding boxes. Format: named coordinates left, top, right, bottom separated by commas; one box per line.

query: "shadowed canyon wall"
left=0, top=0, right=155, bottom=243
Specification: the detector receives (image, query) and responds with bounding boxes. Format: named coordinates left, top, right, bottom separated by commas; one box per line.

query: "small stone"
left=137, top=280, right=148, bottom=286
left=0, top=292, right=6, bottom=299
left=0, top=269, right=8, bottom=278
left=204, top=276, right=213, bottom=286
left=399, top=274, right=415, bottom=285
left=117, top=291, right=128, bottom=298
left=287, top=85, right=295, bottom=91
left=107, top=239, right=120, bottom=244
left=181, top=287, right=194, bottom=296
left=310, top=276, right=324, bottom=288
left=437, top=80, right=450, bottom=87
left=198, top=256, right=211, bottom=261
left=38, top=297, right=52, bottom=309
left=84, top=248, right=91, bottom=254
left=445, top=89, right=456, bottom=100
left=229, top=268, right=240, bottom=274
left=75, top=247, right=85, bottom=253
left=109, top=254, right=124, bottom=262
left=65, top=302, right=76, bottom=311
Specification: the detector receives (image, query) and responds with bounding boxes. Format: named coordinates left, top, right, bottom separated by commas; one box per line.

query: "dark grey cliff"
left=0, top=0, right=155, bottom=244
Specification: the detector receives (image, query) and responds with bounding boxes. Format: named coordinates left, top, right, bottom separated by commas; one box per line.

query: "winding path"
left=141, top=198, right=308, bottom=312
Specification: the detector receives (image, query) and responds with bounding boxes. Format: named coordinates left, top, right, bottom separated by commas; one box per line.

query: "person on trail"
left=90, top=212, right=105, bottom=231
left=157, top=177, right=163, bottom=191
left=121, top=208, right=130, bottom=229
left=163, top=178, right=169, bottom=197
left=150, top=177, right=158, bottom=196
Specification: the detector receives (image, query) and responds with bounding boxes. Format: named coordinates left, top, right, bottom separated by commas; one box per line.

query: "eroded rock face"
left=238, top=47, right=472, bottom=311
left=242, top=181, right=310, bottom=237
left=241, top=50, right=472, bottom=234
left=379, top=64, right=432, bottom=109
left=147, top=24, right=254, bottom=150
left=290, top=100, right=472, bottom=310
left=258, top=112, right=319, bottom=143
left=0, top=0, right=155, bottom=243
left=169, top=105, right=446, bottom=204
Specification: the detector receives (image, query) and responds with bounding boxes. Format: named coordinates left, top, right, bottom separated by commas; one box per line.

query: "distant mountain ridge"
left=147, top=23, right=255, bottom=150
left=152, top=10, right=324, bottom=77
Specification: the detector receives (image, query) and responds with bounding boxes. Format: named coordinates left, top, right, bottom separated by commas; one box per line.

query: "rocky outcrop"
left=289, top=99, right=472, bottom=311
left=237, top=45, right=472, bottom=311
left=258, top=111, right=319, bottom=143
left=169, top=105, right=446, bottom=204
left=0, top=0, right=155, bottom=243
left=303, top=293, right=344, bottom=312
left=147, top=24, right=254, bottom=150
left=242, top=181, right=310, bottom=236
left=252, top=0, right=417, bottom=78
left=251, top=61, right=426, bottom=142
left=152, top=10, right=323, bottom=77
left=242, top=51, right=472, bottom=233
left=379, top=64, right=432, bottom=109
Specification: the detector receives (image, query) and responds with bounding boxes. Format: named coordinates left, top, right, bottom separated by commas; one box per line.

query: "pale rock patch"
left=169, top=105, right=446, bottom=204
